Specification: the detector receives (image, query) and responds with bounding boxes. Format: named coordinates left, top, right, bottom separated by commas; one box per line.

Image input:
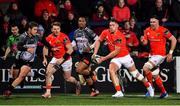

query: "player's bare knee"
left=109, top=69, right=116, bottom=75
left=46, top=70, right=53, bottom=77
left=130, top=70, right=144, bottom=81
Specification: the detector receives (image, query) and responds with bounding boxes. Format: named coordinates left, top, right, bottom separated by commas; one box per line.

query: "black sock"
left=9, top=78, right=14, bottom=85
left=89, top=71, right=94, bottom=76
left=89, top=83, right=96, bottom=92
left=83, top=75, right=91, bottom=79
left=8, top=85, right=14, bottom=92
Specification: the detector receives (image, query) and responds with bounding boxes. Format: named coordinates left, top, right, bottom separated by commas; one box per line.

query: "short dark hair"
left=51, top=21, right=61, bottom=28
left=27, top=21, right=38, bottom=30
left=150, top=15, right=159, bottom=20
left=11, top=23, right=18, bottom=28
left=109, top=17, right=118, bottom=24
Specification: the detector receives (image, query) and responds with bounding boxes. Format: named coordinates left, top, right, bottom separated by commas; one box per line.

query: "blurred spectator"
left=38, top=10, right=53, bottom=37
left=92, top=3, right=109, bottom=35
left=61, top=11, right=78, bottom=36
left=112, top=0, right=131, bottom=23
left=139, top=0, right=155, bottom=21
left=71, top=0, right=94, bottom=17
left=122, top=20, right=139, bottom=56
left=1, top=15, right=11, bottom=45
left=57, top=0, right=78, bottom=21
left=149, top=0, right=169, bottom=23
left=92, top=3, right=109, bottom=22
left=127, top=0, right=138, bottom=17
left=129, top=16, right=141, bottom=39
left=19, top=16, right=28, bottom=34
left=18, top=0, right=36, bottom=20
left=6, top=2, right=23, bottom=25
left=170, top=0, right=180, bottom=22
left=34, top=0, right=58, bottom=18
left=101, top=0, right=116, bottom=16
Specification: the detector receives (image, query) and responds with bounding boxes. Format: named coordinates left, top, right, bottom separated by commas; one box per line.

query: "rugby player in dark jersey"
left=3, top=22, right=39, bottom=97
left=72, top=17, right=99, bottom=96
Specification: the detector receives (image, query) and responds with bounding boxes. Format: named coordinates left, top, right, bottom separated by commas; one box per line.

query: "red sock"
left=46, top=84, right=52, bottom=89
left=143, top=81, right=150, bottom=88
left=146, top=72, right=153, bottom=86
left=115, top=85, right=121, bottom=91
left=155, top=76, right=166, bottom=93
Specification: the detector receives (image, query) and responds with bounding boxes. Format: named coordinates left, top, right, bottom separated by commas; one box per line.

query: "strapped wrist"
left=169, top=50, right=174, bottom=54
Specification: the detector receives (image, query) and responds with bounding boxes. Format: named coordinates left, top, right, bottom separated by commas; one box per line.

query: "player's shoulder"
left=60, top=32, right=68, bottom=38
left=46, top=33, right=53, bottom=38
left=144, top=27, right=151, bottom=32
left=101, top=29, right=109, bottom=34
left=159, top=26, right=168, bottom=31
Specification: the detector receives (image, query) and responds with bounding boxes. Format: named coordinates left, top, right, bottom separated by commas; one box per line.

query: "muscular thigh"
left=19, top=65, right=31, bottom=77
left=149, top=55, right=165, bottom=66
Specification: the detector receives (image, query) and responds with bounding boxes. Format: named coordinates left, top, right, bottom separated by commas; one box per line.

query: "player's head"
left=109, top=17, right=119, bottom=33
left=124, top=20, right=130, bottom=30
left=78, top=16, right=87, bottom=29
left=27, top=21, right=38, bottom=36
left=150, top=15, right=159, bottom=30
left=11, top=24, right=19, bottom=36
left=51, top=21, right=61, bottom=36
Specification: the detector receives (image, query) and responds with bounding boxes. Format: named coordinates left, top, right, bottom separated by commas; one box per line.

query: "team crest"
left=56, top=40, right=60, bottom=44
left=115, top=38, right=122, bottom=43
left=157, top=33, right=160, bottom=36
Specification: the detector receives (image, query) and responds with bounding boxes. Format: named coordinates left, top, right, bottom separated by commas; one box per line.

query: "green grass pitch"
left=0, top=93, right=180, bottom=105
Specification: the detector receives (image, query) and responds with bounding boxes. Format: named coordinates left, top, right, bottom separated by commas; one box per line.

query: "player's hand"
left=43, top=59, right=48, bottom=67
left=27, top=47, right=35, bottom=54
left=91, top=54, right=101, bottom=64
left=166, top=54, right=173, bottom=62
left=56, top=58, right=64, bottom=65
left=140, top=36, right=147, bottom=45
left=97, top=56, right=106, bottom=64
left=51, top=47, right=60, bottom=51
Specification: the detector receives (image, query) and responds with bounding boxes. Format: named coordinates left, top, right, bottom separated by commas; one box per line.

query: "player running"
left=92, top=18, right=154, bottom=97
left=42, top=22, right=81, bottom=98
left=72, top=16, right=99, bottom=96
left=141, top=15, right=177, bottom=98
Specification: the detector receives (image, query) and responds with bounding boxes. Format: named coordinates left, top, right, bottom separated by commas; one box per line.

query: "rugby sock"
left=89, top=83, right=97, bottom=91
left=143, top=81, right=150, bottom=88
left=9, top=78, right=14, bottom=85
left=8, top=85, right=15, bottom=92
left=115, top=85, right=121, bottom=91
left=155, top=76, right=166, bottom=93
left=46, top=84, right=52, bottom=94
left=146, top=72, right=153, bottom=86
